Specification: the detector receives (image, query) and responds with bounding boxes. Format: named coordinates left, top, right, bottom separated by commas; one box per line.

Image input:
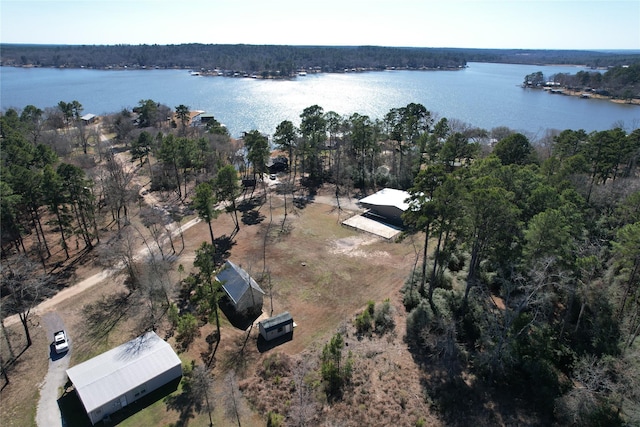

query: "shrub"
left=403, top=287, right=422, bottom=312
left=405, top=301, right=432, bottom=348
left=431, top=288, right=456, bottom=322
left=447, top=248, right=466, bottom=272
left=355, top=309, right=373, bottom=335
left=402, top=270, right=425, bottom=311
left=374, top=299, right=395, bottom=334
left=366, top=300, right=375, bottom=316
left=266, top=411, right=284, bottom=427
left=261, top=352, right=292, bottom=380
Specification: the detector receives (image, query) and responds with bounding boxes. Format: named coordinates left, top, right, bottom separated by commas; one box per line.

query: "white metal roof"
left=359, top=188, right=411, bottom=212
left=66, top=332, right=181, bottom=413
left=216, top=260, right=265, bottom=305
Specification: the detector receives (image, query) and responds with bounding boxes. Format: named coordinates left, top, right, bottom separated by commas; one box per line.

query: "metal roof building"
left=217, top=260, right=265, bottom=315
left=259, top=312, right=294, bottom=341
left=358, top=188, right=411, bottom=225
left=66, top=331, right=182, bottom=425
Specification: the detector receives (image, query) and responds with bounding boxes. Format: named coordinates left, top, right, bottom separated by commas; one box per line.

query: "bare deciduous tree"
left=101, top=150, right=136, bottom=230
left=96, top=226, right=142, bottom=291
left=1, top=255, right=52, bottom=347
left=184, top=362, right=215, bottom=427
left=137, top=258, right=176, bottom=332
left=140, top=206, right=174, bottom=260
left=288, top=359, right=317, bottom=427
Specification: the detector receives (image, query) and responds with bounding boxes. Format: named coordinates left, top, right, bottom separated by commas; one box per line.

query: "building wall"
left=364, top=205, right=404, bottom=225
left=237, top=287, right=263, bottom=313
left=260, top=320, right=294, bottom=341
left=86, top=364, right=182, bottom=425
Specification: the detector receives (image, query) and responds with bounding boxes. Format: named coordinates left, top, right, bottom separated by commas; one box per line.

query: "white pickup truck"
left=53, top=330, right=69, bottom=354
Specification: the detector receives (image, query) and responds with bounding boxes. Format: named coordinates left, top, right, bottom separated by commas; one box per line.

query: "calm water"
left=1, top=63, right=638, bottom=138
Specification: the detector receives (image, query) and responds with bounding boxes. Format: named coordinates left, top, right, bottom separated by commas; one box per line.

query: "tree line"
left=2, top=97, right=640, bottom=424
left=0, top=44, right=467, bottom=75
left=3, top=44, right=639, bottom=76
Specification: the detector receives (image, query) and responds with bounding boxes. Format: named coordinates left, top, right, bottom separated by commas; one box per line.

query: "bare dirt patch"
left=330, top=235, right=392, bottom=259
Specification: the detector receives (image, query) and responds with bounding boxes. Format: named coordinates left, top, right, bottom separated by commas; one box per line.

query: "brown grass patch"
left=1, top=185, right=431, bottom=427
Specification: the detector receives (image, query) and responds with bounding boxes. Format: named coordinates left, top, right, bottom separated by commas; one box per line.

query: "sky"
left=1, top=0, right=639, bottom=50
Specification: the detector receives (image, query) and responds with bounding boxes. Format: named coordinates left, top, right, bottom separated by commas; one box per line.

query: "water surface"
left=1, top=63, right=638, bottom=138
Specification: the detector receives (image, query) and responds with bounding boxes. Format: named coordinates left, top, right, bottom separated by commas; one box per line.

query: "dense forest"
left=1, top=98, right=640, bottom=425
left=2, top=44, right=639, bottom=76
left=0, top=44, right=467, bottom=75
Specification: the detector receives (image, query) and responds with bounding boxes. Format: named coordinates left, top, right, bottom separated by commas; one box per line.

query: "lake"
left=1, top=62, right=638, bottom=138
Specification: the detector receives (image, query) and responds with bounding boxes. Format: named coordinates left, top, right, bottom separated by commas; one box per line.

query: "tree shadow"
left=219, top=297, right=262, bottom=330
left=219, top=326, right=261, bottom=377
left=410, top=339, right=551, bottom=426
left=162, top=376, right=202, bottom=427
left=199, top=331, right=219, bottom=366
left=49, top=246, right=94, bottom=281
left=293, top=196, right=314, bottom=209
left=241, top=209, right=265, bottom=226
left=82, top=292, right=132, bottom=343
left=237, top=195, right=265, bottom=213
left=212, top=235, right=235, bottom=267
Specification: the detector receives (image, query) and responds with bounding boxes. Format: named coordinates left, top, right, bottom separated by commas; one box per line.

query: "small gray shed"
left=217, top=260, right=265, bottom=315
left=259, top=312, right=294, bottom=341
left=66, top=331, right=182, bottom=425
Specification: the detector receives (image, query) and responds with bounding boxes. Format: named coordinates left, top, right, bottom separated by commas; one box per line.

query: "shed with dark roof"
left=259, top=312, right=294, bottom=341
left=216, top=260, right=265, bottom=315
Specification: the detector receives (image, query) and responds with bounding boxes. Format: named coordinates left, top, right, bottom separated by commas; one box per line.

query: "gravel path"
left=35, top=312, right=70, bottom=427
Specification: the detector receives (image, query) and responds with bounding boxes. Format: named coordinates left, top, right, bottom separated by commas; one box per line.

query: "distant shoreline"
left=523, top=85, right=640, bottom=106
left=0, top=63, right=465, bottom=77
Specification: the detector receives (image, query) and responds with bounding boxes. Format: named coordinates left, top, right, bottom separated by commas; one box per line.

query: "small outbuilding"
left=217, top=260, right=265, bottom=316
left=80, top=113, right=97, bottom=124
left=358, top=188, right=410, bottom=226
left=259, top=312, right=294, bottom=341
left=66, top=331, right=182, bottom=425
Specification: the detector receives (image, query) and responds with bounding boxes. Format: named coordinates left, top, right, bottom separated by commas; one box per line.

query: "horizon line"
left=1, top=43, right=639, bottom=53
